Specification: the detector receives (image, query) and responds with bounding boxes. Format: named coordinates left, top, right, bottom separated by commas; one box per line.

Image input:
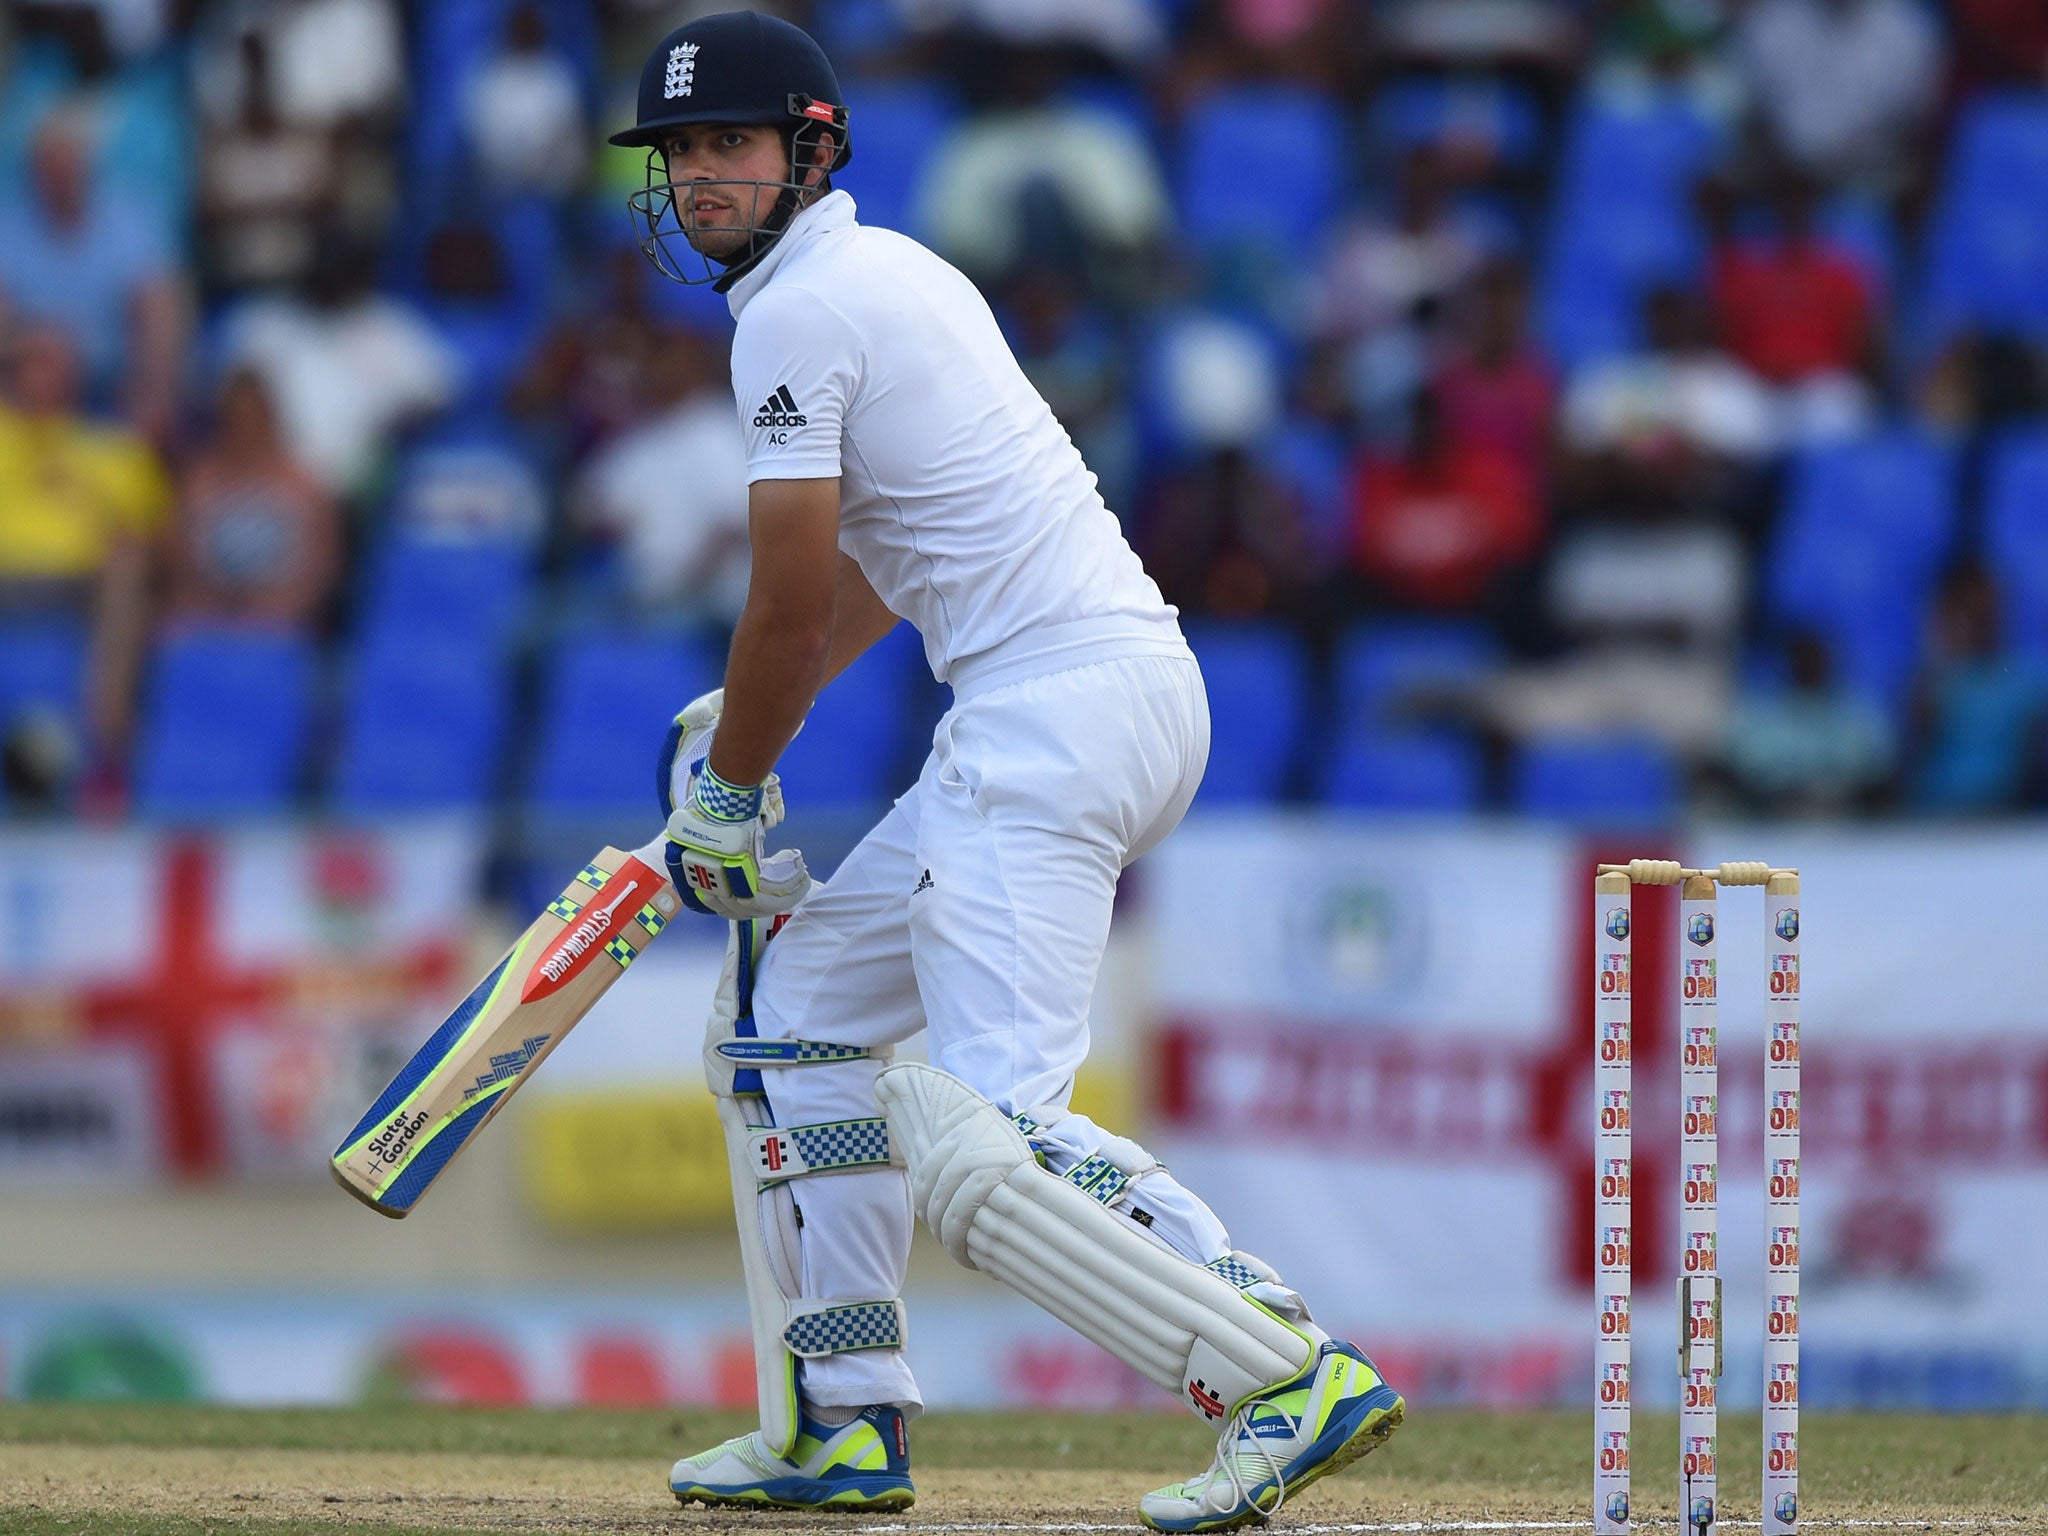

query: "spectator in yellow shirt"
left=0, top=324, right=170, bottom=765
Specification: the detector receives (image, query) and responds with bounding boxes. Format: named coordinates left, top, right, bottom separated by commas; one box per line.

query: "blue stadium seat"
left=1541, top=98, right=1722, bottom=372
left=814, top=0, right=906, bottom=63
left=491, top=197, right=565, bottom=320
left=1782, top=433, right=1956, bottom=559
left=1512, top=733, right=1680, bottom=824
left=1948, top=92, right=2048, bottom=197
left=0, top=619, right=87, bottom=738
left=1334, top=621, right=1501, bottom=727
left=1257, top=423, right=1350, bottom=556
left=1177, top=86, right=1346, bottom=256
left=135, top=629, right=317, bottom=816
left=360, top=535, right=534, bottom=648
left=333, top=635, right=511, bottom=811
left=425, top=305, right=546, bottom=418
left=642, top=265, right=740, bottom=335
left=1923, top=186, right=2048, bottom=339
left=1369, top=77, right=1544, bottom=167
left=394, top=199, right=562, bottom=317
left=1767, top=433, right=1958, bottom=699
left=774, top=623, right=924, bottom=808
left=1819, top=195, right=1900, bottom=301
left=843, top=83, right=958, bottom=238
left=1984, top=427, right=2048, bottom=655
left=1322, top=731, right=1483, bottom=812
left=526, top=630, right=722, bottom=814
left=1184, top=622, right=1309, bottom=803
left=407, top=0, right=600, bottom=201
left=1062, top=80, right=1157, bottom=148
left=385, top=425, right=549, bottom=540
left=1539, top=272, right=1644, bottom=375
left=1556, top=97, right=1722, bottom=198
left=1555, top=192, right=1702, bottom=285
left=1542, top=193, right=1703, bottom=372
left=1922, top=94, right=2048, bottom=339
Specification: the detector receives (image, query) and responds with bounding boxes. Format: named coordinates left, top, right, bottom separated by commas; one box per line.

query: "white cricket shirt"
left=724, top=191, right=1186, bottom=687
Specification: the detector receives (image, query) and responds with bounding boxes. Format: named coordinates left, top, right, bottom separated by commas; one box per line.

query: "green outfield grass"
left=0, top=1405, right=2042, bottom=1534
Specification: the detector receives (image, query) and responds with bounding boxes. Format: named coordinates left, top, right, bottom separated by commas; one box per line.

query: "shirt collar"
left=726, top=190, right=857, bottom=319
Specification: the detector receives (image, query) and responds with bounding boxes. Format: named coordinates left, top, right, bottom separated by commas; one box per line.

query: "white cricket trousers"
left=750, top=645, right=1226, bottom=1412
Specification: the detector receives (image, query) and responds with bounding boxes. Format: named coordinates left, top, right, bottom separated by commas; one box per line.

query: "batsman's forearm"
left=709, top=602, right=830, bottom=785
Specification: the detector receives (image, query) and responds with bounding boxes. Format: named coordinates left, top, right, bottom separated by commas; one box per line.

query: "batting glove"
left=664, top=761, right=811, bottom=921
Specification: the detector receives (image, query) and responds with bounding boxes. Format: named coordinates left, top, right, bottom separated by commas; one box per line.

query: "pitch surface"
left=0, top=1407, right=2041, bottom=1534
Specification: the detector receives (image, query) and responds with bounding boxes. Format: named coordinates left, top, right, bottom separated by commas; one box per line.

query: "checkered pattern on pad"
left=791, top=1118, right=890, bottom=1172
left=792, top=1040, right=867, bottom=1063
left=546, top=894, right=584, bottom=921
left=634, top=903, right=667, bottom=937
left=604, top=935, right=636, bottom=967
left=713, top=1038, right=871, bottom=1066
left=574, top=864, right=608, bottom=891
left=1064, top=1154, right=1130, bottom=1204
left=1206, top=1255, right=1263, bottom=1290
left=783, top=1301, right=904, bottom=1356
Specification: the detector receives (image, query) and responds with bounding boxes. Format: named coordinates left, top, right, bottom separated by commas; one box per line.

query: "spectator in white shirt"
left=1738, top=0, right=1945, bottom=193
left=218, top=236, right=459, bottom=500
left=461, top=2, right=588, bottom=196
left=916, top=52, right=1170, bottom=287
left=1562, top=285, right=1776, bottom=513
left=572, top=332, right=751, bottom=621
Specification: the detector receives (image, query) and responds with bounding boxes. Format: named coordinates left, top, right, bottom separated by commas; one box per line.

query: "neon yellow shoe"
left=669, top=1403, right=914, bottom=1511
left=1140, top=1342, right=1404, bottom=1533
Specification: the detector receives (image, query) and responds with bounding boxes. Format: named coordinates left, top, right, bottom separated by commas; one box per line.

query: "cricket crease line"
left=852, top=1523, right=2035, bottom=1534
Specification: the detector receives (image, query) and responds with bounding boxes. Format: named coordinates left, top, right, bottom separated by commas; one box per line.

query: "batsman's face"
left=661, top=124, right=791, bottom=258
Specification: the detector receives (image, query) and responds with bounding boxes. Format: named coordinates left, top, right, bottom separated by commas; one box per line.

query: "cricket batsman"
left=611, top=12, right=1405, bottom=1528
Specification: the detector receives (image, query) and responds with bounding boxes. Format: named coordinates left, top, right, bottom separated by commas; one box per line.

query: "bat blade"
left=331, top=846, right=679, bottom=1217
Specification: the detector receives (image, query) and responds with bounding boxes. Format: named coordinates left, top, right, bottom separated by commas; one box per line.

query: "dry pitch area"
left=0, top=1405, right=2042, bottom=1536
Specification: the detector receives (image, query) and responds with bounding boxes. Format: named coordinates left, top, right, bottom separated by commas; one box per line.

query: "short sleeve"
left=729, top=285, right=861, bottom=483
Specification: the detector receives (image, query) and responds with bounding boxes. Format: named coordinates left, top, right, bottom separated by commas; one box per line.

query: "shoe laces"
left=1204, top=1393, right=1292, bottom=1524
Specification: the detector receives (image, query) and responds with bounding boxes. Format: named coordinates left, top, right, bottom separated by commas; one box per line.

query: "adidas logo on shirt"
left=754, top=385, right=807, bottom=428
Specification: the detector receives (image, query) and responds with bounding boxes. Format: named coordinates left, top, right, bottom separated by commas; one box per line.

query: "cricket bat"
left=331, top=840, right=680, bottom=1217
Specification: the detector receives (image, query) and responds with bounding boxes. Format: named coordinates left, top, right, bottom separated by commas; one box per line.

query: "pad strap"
left=782, top=1299, right=908, bottom=1358
left=748, top=1117, right=892, bottom=1185
left=1010, top=1111, right=1136, bottom=1207
left=716, top=1038, right=871, bottom=1066
left=1063, top=1152, right=1131, bottom=1205
left=1206, top=1255, right=1263, bottom=1289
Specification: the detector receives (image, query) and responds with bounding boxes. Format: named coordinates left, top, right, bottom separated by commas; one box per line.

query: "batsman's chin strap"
left=709, top=178, right=827, bottom=293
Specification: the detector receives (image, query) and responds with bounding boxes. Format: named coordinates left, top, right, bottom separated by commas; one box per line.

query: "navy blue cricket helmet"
left=613, top=11, right=851, bottom=289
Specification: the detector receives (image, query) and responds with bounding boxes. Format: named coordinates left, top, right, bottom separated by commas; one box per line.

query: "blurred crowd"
left=3, top=0, right=2047, bottom=824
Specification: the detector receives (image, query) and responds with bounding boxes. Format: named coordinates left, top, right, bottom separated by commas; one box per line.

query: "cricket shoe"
left=669, top=1403, right=914, bottom=1511
left=1139, top=1341, right=1404, bottom=1533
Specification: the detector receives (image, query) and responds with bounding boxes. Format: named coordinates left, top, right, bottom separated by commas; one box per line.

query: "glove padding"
left=658, top=689, right=809, bottom=921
